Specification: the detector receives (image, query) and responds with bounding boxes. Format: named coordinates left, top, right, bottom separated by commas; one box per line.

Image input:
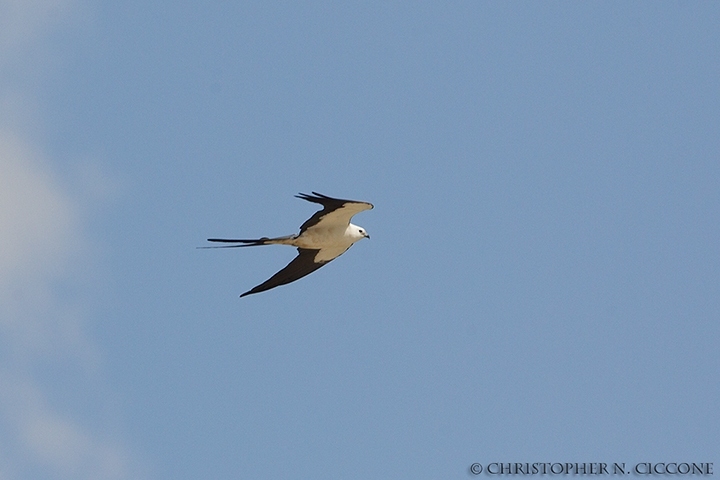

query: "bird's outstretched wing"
left=296, top=192, right=373, bottom=233
left=240, top=248, right=329, bottom=297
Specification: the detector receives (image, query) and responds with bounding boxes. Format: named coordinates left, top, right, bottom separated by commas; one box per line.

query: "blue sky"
left=1, top=1, right=718, bottom=479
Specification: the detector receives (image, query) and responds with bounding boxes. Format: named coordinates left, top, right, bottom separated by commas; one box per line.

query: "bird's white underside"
left=266, top=223, right=363, bottom=262
left=266, top=202, right=373, bottom=263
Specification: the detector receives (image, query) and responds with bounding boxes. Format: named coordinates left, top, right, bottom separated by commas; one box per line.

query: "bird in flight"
left=204, top=192, right=373, bottom=297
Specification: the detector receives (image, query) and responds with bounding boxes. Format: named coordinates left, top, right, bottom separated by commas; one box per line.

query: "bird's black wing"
left=295, top=192, right=373, bottom=232
left=240, top=248, right=330, bottom=297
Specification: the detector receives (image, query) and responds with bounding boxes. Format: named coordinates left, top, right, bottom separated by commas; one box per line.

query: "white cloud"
left=0, top=133, right=96, bottom=362
left=0, top=134, right=78, bottom=283
left=0, top=137, right=144, bottom=479
left=0, top=134, right=142, bottom=479
left=0, top=1, right=146, bottom=478
left=0, top=374, right=141, bottom=480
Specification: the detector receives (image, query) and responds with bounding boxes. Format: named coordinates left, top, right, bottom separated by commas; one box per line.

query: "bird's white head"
left=348, top=223, right=370, bottom=241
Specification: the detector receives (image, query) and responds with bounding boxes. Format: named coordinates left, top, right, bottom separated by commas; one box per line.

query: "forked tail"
left=198, top=235, right=296, bottom=249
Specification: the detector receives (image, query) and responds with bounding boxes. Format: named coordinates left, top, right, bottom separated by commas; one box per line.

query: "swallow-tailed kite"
left=205, top=192, right=373, bottom=297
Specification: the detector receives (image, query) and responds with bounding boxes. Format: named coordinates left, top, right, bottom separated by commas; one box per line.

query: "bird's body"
left=205, top=192, right=373, bottom=297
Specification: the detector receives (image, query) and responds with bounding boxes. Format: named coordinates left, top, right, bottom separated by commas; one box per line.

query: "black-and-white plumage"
left=206, top=192, right=373, bottom=297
